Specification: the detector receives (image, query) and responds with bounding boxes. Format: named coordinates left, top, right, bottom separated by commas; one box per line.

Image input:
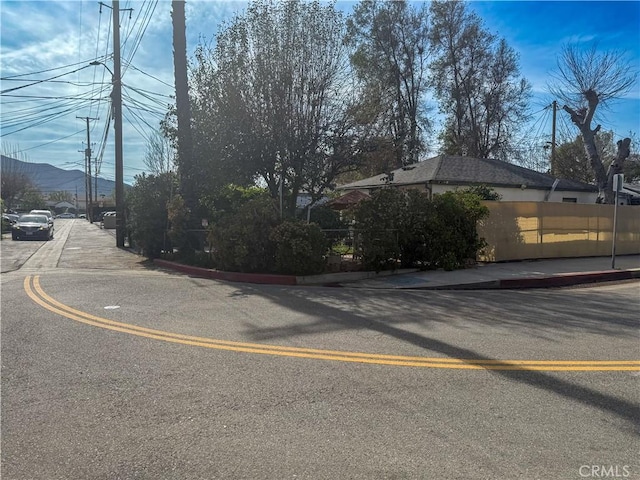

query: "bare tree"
left=429, top=0, right=531, bottom=161
left=144, top=130, right=175, bottom=175
left=550, top=44, right=636, bottom=203
left=346, top=0, right=431, bottom=169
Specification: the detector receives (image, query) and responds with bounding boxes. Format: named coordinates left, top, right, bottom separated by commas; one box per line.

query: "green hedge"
left=353, top=188, right=489, bottom=271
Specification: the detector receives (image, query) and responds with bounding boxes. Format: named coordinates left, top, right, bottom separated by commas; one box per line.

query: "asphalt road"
left=1, top=220, right=639, bottom=479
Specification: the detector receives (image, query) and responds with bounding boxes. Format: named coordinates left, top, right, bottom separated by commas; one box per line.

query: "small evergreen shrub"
left=270, top=221, right=328, bottom=275
left=210, top=196, right=280, bottom=273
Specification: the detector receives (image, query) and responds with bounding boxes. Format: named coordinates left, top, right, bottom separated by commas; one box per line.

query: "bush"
left=353, top=188, right=405, bottom=272
left=353, top=188, right=489, bottom=272
left=126, top=172, right=176, bottom=259
left=430, top=191, right=489, bottom=269
left=308, top=205, right=347, bottom=230
left=270, top=221, right=328, bottom=275
left=210, top=196, right=281, bottom=273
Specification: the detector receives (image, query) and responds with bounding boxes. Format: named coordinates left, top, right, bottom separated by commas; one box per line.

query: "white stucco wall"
left=430, top=184, right=597, bottom=203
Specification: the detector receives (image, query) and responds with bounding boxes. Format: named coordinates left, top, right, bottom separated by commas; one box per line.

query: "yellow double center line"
left=25, top=275, right=640, bottom=371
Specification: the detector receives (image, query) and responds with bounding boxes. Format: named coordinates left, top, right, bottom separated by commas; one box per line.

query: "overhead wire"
left=0, top=58, right=108, bottom=80
left=0, top=65, right=94, bottom=94
left=1, top=0, right=169, bottom=180
left=8, top=130, right=86, bottom=155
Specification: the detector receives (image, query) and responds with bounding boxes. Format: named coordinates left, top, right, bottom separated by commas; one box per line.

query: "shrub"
left=308, top=205, right=347, bottom=230
left=270, top=221, right=328, bottom=275
left=210, top=196, right=280, bottom=273
left=167, top=193, right=191, bottom=255
left=431, top=191, right=489, bottom=269
left=126, top=172, right=176, bottom=259
left=353, top=188, right=405, bottom=272
left=353, top=188, right=489, bottom=271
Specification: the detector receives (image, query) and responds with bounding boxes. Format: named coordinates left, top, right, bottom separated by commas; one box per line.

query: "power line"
left=0, top=65, right=95, bottom=95
left=0, top=56, right=110, bottom=80
left=9, top=129, right=86, bottom=154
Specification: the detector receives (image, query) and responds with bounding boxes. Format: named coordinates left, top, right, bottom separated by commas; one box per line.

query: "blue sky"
left=1, top=0, right=639, bottom=186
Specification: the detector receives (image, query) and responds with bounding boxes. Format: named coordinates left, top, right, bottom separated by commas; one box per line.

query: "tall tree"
left=187, top=0, right=360, bottom=216
left=550, top=44, right=635, bottom=203
left=346, top=0, right=430, bottom=169
left=428, top=0, right=531, bottom=161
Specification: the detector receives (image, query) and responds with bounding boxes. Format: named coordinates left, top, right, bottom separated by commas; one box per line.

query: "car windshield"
left=19, top=215, right=48, bottom=224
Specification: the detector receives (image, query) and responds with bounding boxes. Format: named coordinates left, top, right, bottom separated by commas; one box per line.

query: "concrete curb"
left=153, top=259, right=640, bottom=290
left=408, top=269, right=640, bottom=290
left=153, top=259, right=419, bottom=286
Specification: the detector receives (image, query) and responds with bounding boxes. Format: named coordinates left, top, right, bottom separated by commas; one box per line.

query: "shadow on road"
left=229, top=283, right=640, bottom=426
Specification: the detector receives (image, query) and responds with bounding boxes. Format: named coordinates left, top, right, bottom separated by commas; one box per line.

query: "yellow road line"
left=24, top=275, right=640, bottom=371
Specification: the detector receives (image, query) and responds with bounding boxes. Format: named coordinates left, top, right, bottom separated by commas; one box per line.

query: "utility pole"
left=112, top=0, right=124, bottom=247
left=78, top=116, right=97, bottom=222
left=97, top=1, right=131, bottom=246
left=551, top=100, right=557, bottom=176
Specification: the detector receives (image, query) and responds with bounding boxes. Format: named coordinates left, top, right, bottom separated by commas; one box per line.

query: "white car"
left=29, top=209, right=54, bottom=222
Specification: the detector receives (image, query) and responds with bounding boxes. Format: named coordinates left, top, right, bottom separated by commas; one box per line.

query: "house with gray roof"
left=338, top=155, right=598, bottom=203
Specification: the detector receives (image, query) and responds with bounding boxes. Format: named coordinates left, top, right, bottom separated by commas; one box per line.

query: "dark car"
left=12, top=214, right=54, bottom=241
left=2, top=213, right=19, bottom=232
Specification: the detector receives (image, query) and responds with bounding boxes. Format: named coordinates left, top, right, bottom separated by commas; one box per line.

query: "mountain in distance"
left=1, top=155, right=123, bottom=198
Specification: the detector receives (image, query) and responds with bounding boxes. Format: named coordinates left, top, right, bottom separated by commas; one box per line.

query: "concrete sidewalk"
left=43, top=219, right=640, bottom=289
left=339, top=255, right=640, bottom=290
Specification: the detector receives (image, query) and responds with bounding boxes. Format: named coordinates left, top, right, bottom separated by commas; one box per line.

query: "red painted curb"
left=153, top=259, right=298, bottom=285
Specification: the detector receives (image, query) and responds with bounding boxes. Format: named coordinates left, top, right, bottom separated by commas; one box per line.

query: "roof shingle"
left=339, top=155, right=597, bottom=192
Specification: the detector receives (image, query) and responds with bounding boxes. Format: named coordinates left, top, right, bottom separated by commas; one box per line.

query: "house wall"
left=477, top=201, right=640, bottom=262
left=430, top=184, right=597, bottom=203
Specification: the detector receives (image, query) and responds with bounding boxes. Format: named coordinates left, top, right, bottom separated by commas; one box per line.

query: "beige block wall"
left=478, top=201, right=640, bottom=262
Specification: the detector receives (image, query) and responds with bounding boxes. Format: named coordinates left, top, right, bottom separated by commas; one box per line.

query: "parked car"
left=2, top=213, right=19, bottom=233
left=29, top=209, right=55, bottom=223
left=12, top=214, right=54, bottom=241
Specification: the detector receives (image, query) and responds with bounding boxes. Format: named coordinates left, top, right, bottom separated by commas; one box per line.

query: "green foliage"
left=462, top=185, right=502, bottom=201
left=48, top=191, right=73, bottom=203
left=270, top=221, right=328, bottom=275
left=308, top=205, right=347, bottom=230
left=167, top=193, right=193, bottom=255
left=20, top=189, right=46, bottom=212
left=353, top=188, right=489, bottom=272
left=210, top=196, right=281, bottom=273
left=353, top=188, right=404, bottom=272
left=178, top=0, right=359, bottom=217
left=430, top=191, right=489, bottom=269
left=201, top=184, right=270, bottom=223
left=126, top=172, right=176, bottom=259
left=397, top=189, right=436, bottom=268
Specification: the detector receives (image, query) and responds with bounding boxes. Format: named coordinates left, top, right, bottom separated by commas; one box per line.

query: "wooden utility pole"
left=111, top=0, right=126, bottom=246
left=77, top=116, right=97, bottom=222
left=550, top=100, right=557, bottom=175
